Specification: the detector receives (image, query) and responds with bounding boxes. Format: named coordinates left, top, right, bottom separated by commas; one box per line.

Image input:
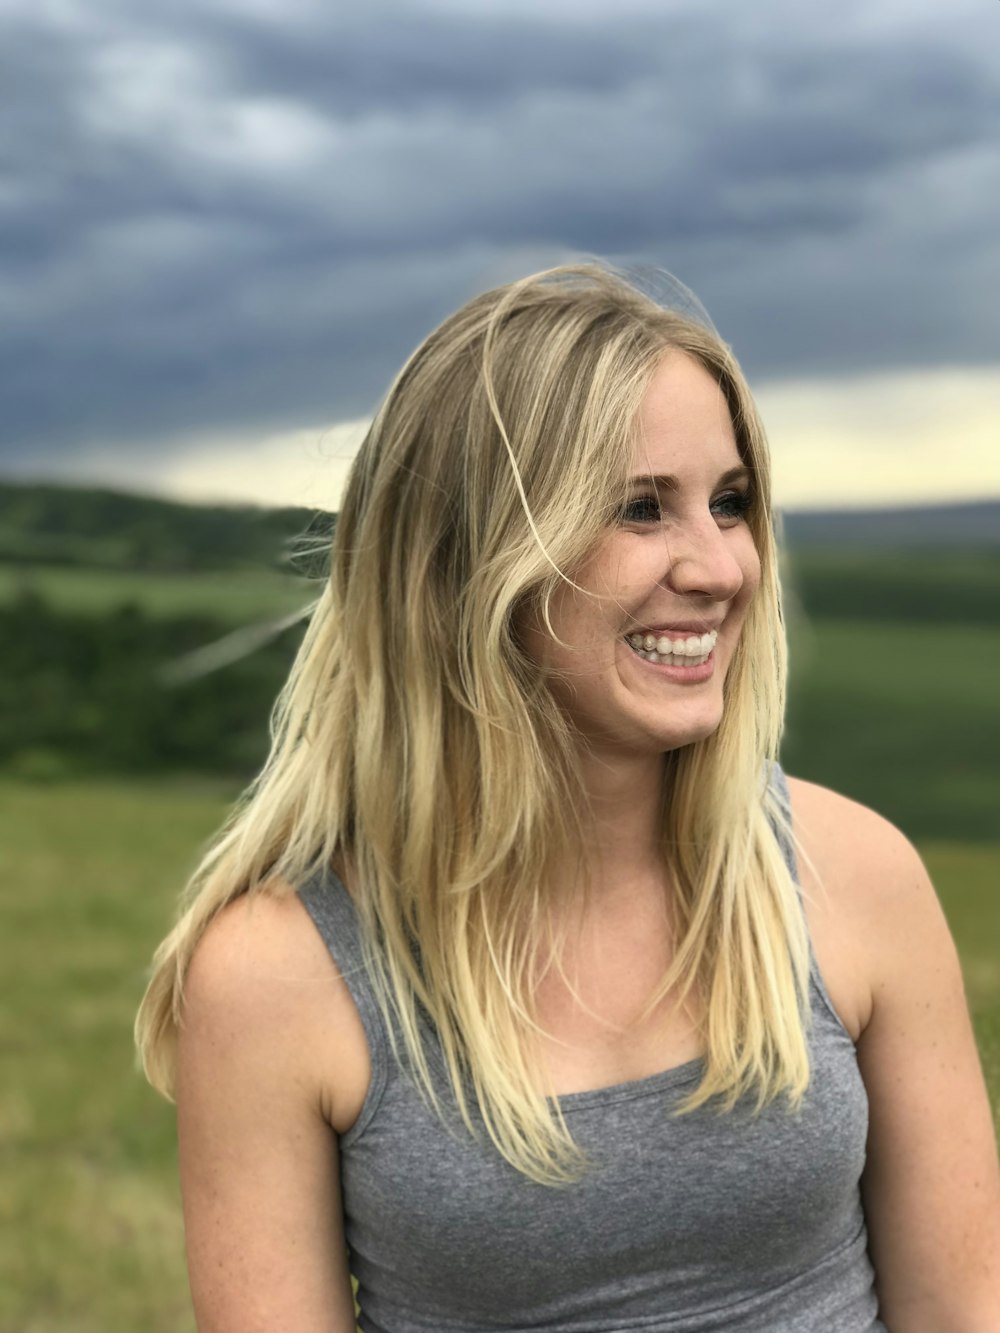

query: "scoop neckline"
left=418, top=1017, right=707, bottom=1115
left=546, top=1053, right=707, bottom=1110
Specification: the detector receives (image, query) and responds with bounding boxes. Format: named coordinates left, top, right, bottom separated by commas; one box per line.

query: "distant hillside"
left=0, top=481, right=332, bottom=574
left=781, top=500, right=1000, bottom=548
left=1, top=481, right=997, bottom=575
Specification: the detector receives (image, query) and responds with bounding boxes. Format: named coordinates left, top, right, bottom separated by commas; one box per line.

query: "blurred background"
left=1, top=0, right=997, bottom=1328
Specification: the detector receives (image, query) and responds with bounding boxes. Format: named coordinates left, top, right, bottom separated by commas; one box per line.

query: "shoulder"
left=181, top=880, right=371, bottom=1134
left=784, top=774, right=924, bottom=884
left=783, top=776, right=947, bottom=1040
left=177, top=884, right=365, bottom=1328
left=183, top=883, right=343, bottom=1037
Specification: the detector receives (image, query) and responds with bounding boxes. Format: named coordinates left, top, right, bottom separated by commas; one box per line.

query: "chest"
left=530, top=899, right=705, bottom=1096
left=529, top=883, right=868, bottom=1098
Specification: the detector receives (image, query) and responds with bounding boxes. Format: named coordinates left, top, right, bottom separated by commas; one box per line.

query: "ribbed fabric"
left=298, top=767, right=885, bottom=1332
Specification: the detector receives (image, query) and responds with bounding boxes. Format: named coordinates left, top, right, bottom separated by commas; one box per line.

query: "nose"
left=659, top=518, right=747, bottom=603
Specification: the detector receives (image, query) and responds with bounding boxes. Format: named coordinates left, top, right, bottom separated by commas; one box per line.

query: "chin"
left=651, top=710, right=724, bottom=752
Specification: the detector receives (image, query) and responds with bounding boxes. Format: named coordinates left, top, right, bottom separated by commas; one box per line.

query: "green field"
left=1, top=780, right=998, bottom=1333
left=781, top=546, right=1000, bottom=626
left=781, top=619, right=1000, bottom=840
left=0, top=565, right=314, bottom=623
left=0, top=780, right=231, bottom=1333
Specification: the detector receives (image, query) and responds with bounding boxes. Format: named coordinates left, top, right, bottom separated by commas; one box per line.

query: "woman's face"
left=525, top=350, right=762, bottom=760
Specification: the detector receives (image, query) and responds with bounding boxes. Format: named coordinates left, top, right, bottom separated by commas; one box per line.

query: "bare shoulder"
left=177, top=881, right=367, bottom=1330
left=181, top=879, right=370, bottom=1134
left=785, top=775, right=935, bottom=927
left=783, top=776, right=945, bottom=1041
left=185, top=881, right=341, bottom=1008
left=785, top=775, right=925, bottom=888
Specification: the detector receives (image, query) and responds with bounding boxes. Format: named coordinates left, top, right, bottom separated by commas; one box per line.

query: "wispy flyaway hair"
left=136, top=262, right=810, bottom=1184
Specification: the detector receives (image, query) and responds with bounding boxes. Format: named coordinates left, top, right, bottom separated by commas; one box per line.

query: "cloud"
left=1, top=0, right=998, bottom=475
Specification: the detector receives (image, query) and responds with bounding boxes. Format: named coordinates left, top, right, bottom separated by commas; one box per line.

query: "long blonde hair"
left=136, top=262, right=810, bottom=1184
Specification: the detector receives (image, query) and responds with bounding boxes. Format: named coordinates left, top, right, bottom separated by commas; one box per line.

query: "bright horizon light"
left=8, top=366, right=999, bottom=513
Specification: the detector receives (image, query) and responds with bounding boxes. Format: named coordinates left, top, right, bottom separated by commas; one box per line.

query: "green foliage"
left=0, top=480, right=333, bottom=575
left=0, top=591, right=302, bottom=778
left=0, top=564, right=312, bottom=622
left=781, top=619, right=1000, bottom=840
left=783, top=547, right=1000, bottom=626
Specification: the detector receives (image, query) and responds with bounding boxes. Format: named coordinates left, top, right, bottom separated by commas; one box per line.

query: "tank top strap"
left=765, top=759, right=800, bottom=883
left=297, top=864, right=391, bottom=1142
left=765, top=762, right=855, bottom=1040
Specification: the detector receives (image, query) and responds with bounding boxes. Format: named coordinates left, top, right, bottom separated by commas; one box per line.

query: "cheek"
left=571, top=540, right=625, bottom=599
left=737, top=533, right=763, bottom=601
left=746, top=554, right=763, bottom=599
left=515, top=587, right=607, bottom=675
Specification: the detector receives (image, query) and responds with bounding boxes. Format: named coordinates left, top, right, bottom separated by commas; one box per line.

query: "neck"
left=570, top=746, right=670, bottom=891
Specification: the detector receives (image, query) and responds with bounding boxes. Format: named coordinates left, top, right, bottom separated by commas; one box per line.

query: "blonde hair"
left=136, top=262, right=810, bottom=1184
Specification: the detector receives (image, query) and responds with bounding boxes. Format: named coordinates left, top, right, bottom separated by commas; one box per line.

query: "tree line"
left=2, top=590, right=297, bottom=780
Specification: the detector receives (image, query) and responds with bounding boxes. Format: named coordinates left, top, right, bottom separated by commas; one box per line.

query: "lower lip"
left=626, top=644, right=716, bottom=683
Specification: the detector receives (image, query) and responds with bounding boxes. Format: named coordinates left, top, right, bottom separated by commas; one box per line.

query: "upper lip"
left=628, top=622, right=722, bottom=635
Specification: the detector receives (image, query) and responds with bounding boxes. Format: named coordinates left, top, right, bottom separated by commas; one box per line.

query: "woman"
left=136, top=263, right=999, bottom=1331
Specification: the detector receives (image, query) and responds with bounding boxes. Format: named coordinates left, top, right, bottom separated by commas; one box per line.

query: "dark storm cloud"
left=1, top=0, right=998, bottom=467
left=209, top=7, right=664, bottom=113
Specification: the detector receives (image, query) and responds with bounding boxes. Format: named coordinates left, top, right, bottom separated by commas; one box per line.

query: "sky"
left=3, top=0, right=999, bottom=513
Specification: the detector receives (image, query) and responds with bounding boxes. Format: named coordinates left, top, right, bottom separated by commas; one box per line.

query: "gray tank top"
left=298, top=769, right=885, bottom=1332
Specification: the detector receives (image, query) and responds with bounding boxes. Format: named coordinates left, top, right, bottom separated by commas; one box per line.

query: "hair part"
left=136, top=262, right=810, bottom=1184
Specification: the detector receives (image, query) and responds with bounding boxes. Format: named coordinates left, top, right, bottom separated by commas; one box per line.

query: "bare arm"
left=790, top=779, right=1000, bottom=1330
left=176, top=890, right=366, bottom=1333
left=856, top=829, right=1000, bottom=1328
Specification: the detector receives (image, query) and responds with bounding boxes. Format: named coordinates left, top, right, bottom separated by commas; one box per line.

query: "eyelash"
left=619, top=490, right=754, bottom=526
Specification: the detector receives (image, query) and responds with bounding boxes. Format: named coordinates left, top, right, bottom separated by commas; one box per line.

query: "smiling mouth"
left=624, top=629, right=717, bottom=667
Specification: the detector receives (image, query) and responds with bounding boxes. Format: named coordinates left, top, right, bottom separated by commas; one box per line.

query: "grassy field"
left=781, top=546, right=1000, bottom=626
left=0, top=780, right=233, bottom=1333
left=0, top=565, right=314, bottom=623
left=1, top=779, right=998, bottom=1331
left=781, top=619, right=1000, bottom=841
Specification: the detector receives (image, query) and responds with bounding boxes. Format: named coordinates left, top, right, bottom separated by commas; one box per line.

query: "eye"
left=619, top=494, right=661, bottom=525
left=711, top=489, right=753, bottom=524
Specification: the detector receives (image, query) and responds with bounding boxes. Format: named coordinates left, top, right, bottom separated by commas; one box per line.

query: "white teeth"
left=624, top=629, right=717, bottom=666
left=627, top=629, right=718, bottom=657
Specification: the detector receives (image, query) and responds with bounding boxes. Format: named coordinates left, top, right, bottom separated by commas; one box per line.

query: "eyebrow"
left=625, top=465, right=753, bottom=490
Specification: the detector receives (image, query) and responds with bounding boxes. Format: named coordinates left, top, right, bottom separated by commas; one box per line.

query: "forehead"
left=631, top=351, right=740, bottom=476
